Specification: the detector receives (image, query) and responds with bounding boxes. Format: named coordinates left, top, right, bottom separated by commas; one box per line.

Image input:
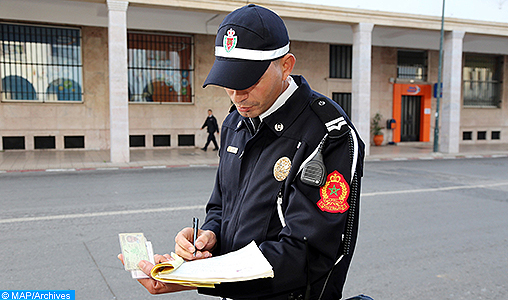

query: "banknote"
left=130, top=241, right=154, bottom=279
left=119, top=233, right=149, bottom=271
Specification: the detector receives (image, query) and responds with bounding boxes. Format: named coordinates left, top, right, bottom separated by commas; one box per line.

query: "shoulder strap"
left=310, top=97, right=350, bottom=139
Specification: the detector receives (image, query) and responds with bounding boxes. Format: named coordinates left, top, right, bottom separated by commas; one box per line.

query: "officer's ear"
left=280, top=53, right=296, bottom=81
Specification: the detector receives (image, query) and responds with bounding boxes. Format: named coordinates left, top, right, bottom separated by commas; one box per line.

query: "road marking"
left=3, top=182, right=508, bottom=224
left=0, top=205, right=204, bottom=224
left=362, top=181, right=508, bottom=197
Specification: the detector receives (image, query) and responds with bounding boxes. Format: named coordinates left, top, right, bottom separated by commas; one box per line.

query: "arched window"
left=46, top=78, right=82, bottom=101
left=1, top=75, right=36, bottom=100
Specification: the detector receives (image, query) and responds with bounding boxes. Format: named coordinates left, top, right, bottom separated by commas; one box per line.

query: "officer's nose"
left=226, top=88, right=248, bottom=103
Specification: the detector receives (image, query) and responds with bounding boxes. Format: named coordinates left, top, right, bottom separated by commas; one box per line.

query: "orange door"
left=392, top=83, right=432, bottom=143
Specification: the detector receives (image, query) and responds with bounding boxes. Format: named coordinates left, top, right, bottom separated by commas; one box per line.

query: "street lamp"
left=433, top=0, right=445, bottom=152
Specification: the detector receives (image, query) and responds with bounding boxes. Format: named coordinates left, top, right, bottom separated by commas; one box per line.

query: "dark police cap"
left=203, top=4, right=290, bottom=90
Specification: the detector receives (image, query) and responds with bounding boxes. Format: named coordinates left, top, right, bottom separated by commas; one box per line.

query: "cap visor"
left=203, top=57, right=271, bottom=90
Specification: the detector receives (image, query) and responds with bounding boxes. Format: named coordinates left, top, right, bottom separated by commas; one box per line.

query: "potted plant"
left=371, top=112, right=384, bottom=146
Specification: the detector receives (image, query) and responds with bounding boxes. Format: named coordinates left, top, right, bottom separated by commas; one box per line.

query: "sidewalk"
left=1, top=142, right=507, bottom=172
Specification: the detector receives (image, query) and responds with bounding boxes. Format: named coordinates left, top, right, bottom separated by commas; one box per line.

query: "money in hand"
left=119, top=233, right=149, bottom=271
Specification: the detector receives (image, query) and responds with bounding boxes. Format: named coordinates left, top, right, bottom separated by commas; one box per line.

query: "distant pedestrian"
left=201, top=109, right=219, bottom=151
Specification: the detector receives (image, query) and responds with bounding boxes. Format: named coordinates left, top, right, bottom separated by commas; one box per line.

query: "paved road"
left=1, top=158, right=507, bottom=300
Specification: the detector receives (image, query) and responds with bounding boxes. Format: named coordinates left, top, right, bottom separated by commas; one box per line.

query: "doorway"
left=392, top=83, right=432, bottom=143
left=401, top=95, right=421, bottom=141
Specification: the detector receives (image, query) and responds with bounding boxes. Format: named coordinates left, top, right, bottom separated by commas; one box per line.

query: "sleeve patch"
left=317, top=170, right=350, bottom=213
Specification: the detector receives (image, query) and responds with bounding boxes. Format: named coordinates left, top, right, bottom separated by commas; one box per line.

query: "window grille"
left=332, top=92, right=351, bottom=118
left=178, top=134, right=195, bottom=146
left=129, top=135, right=146, bottom=147
left=64, top=136, right=85, bottom=149
left=491, top=131, right=500, bottom=140
left=0, top=23, right=82, bottom=101
left=128, top=32, right=193, bottom=103
left=397, top=50, right=427, bottom=81
left=330, top=45, right=352, bottom=79
left=153, top=135, right=171, bottom=147
left=34, top=136, right=55, bottom=149
left=463, top=54, right=502, bottom=107
left=477, top=131, right=487, bottom=140
left=462, top=131, right=472, bottom=141
left=2, top=136, right=25, bottom=150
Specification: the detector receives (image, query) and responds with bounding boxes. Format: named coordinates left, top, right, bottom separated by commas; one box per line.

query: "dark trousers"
left=204, top=133, right=218, bottom=150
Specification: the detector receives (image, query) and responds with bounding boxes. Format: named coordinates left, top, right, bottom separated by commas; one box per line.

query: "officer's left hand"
left=117, top=253, right=195, bottom=294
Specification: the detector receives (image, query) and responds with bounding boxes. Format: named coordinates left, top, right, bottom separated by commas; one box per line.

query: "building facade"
left=1, top=0, right=507, bottom=161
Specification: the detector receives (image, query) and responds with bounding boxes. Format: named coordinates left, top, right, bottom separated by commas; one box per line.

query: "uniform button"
left=274, top=123, right=284, bottom=132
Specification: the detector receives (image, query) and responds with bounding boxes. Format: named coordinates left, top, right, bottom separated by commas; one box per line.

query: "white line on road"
left=0, top=205, right=205, bottom=224
left=362, top=181, right=508, bottom=197
left=2, top=182, right=508, bottom=224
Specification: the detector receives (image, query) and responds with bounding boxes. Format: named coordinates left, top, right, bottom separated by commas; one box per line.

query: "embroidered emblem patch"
left=317, top=170, right=350, bottom=213
left=224, top=28, right=237, bottom=53
left=273, top=157, right=291, bottom=181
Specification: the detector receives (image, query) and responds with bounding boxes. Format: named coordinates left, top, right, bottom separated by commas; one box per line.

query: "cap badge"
left=317, top=170, right=350, bottom=213
left=274, top=157, right=291, bottom=181
left=224, top=28, right=238, bottom=53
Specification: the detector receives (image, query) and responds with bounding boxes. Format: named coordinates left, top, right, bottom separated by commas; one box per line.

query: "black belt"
left=221, top=288, right=306, bottom=300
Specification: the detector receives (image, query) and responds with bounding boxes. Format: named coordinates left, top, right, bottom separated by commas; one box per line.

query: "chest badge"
left=227, top=146, right=239, bottom=154
left=273, top=157, right=292, bottom=181
left=317, top=170, right=350, bottom=213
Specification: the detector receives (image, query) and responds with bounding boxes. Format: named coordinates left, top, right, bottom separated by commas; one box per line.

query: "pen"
left=192, top=217, right=199, bottom=256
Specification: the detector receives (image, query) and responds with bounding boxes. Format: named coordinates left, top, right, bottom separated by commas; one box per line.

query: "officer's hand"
left=117, top=253, right=195, bottom=294
left=175, top=227, right=216, bottom=261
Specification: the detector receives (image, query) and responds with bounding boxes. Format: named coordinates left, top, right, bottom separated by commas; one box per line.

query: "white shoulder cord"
left=277, top=127, right=359, bottom=230
left=317, top=128, right=360, bottom=300
left=333, top=126, right=359, bottom=265
left=277, top=190, right=286, bottom=228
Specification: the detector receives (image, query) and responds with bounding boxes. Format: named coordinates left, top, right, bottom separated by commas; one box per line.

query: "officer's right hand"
left=175, top=227, right=216, bottom=261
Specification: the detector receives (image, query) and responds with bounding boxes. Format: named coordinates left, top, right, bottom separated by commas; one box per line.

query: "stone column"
left=440, top=30, right=465, bottom=153
left=107, top=0, right=130, bottom=163
left=351, top=23, right=374, bottom=156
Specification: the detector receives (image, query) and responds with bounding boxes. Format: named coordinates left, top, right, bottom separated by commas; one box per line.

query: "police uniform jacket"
left=199, top=76, right=365, bottom=300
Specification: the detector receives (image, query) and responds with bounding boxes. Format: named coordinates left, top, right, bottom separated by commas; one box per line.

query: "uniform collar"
left=262, top=75, right=312, bottom=136
left=259, top=75, right=298, bottom=121
left=233, top=75, right=311, bottom=136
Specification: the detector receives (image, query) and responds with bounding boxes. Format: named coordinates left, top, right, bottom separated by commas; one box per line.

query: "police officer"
left=201, top=109, right=220, bottom=151
left=128, top=4, right=365, bottom=299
